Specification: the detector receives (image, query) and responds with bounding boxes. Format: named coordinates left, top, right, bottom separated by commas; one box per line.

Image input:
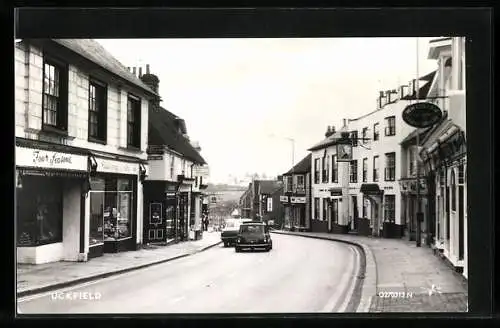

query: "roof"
left=148, top=107, right=206, bottom=165
left=51, top=39, right=157, bottom=96
left=308, top=126, right=350, bottom=151
left=284, top=153, right=312, bottom=175
left=257, top=180, right=282, bottom=194
left=400, top=127, right=434, bottom=147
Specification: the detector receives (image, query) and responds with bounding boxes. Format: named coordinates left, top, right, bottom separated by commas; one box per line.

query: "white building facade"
left=420, top=37, right=467, bottom=278
left=15, top=39, right=157, bottom=264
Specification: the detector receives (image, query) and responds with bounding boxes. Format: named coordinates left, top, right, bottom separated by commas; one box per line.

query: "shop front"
left=16, top=145, right=89, bottom=264
left=142, top=181, right=179, bottom=245
left=177, top=175, right=194, bottom=241
left=87, top=155, right=146, bottom=258
left=328, top=188, right=347, bottom=234
left=290, top=196, right=307, bottom=229
left=400, top=178, right=430, bottom=243
left=359, top=184, right=384, bottom=237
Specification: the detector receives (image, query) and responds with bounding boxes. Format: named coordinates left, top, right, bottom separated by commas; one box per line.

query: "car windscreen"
left=239, top=225, right=264, bottom=234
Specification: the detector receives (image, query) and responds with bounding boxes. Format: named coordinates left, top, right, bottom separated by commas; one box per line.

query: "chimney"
left=132, top=67, right=137, bottom=75
left=331, top=125, right=336, bottom=134
left=127, top=67, right=131, bottom=72
left=138, top=67, right=143, bottom=77
left=140, top=64, right=160, bottom=95
left=343, top=119, right=347, bottom=127
left=324, top=126, right=331, bottom=137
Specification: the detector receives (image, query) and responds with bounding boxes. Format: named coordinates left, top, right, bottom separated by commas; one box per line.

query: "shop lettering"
left=32, top=151, right=72, bottom=166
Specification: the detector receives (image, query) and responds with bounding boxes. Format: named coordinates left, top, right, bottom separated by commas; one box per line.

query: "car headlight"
left=237, top=238, right=241, bottom=243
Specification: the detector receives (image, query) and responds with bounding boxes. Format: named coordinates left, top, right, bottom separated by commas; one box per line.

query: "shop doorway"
left=352, top=196, right=358, bottom=231
left=144, top=201, right=167, bottom=244
left=178, top=193, right=189, bottom=241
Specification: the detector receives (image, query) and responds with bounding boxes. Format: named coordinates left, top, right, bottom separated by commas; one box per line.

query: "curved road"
left=18, top=234, right=360, bottom=314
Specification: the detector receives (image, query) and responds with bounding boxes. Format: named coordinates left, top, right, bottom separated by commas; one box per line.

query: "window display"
left=89, top=176, right=134, bottom=244
left=16, top=175, right=63, bottom=246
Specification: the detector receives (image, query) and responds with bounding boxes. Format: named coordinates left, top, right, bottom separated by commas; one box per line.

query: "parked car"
left=235, top=222, right=272, bottom=252
left=221, top=219, right=241, bottom=247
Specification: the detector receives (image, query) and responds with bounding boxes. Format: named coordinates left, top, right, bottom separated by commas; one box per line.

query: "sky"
left=97, top=37, right=439, bottom=185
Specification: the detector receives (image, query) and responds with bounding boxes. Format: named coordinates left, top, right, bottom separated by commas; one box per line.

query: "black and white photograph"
left=13, top=8, right=491, bottom=317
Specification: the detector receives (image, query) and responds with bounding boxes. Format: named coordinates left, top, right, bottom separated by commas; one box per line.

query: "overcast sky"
left=97, top=37, right=439, bottom=184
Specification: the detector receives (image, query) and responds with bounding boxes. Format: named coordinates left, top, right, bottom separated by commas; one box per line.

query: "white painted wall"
left=62, top=180, right=81, bottom=261
left=17, top=243, right=64, bottom=264
left=14, top=41, right=150, bottom=162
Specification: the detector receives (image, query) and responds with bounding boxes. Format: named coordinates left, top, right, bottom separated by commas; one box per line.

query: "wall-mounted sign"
left=267, top=197, right=273, bottom=212
left=147, top=155, right=163, bottom=161
left=402, top=102, right=443, bottom=128
left=95, top=157, right=140, bottom=175
left=280, top=196, right=289, bottom=202
left=16, top=147, right=87, bottom=171
left=291, top=197, right=306, bottom=204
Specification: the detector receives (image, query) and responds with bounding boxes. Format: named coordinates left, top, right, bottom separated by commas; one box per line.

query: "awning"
left=360, top=183, right=382, bottom=195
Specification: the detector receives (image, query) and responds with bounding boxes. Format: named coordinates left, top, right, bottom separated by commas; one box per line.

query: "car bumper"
left=221, top=236, right=238, bottom=242
left=236, top=243, right=270, bottom=248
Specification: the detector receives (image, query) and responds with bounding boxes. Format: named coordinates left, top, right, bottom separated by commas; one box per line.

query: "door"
left=299, top=206, right=305, bottom=227
left=145, top=201, right=167, bottom=244
left=458, top=185, right=464, bottom=260
left=179, top=193, right=189, bottom=240
left=352, top=196, right=358, bottom=230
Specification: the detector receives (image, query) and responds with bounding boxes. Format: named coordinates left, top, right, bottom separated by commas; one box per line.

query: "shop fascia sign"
left=16, top=147, right=87, bottom=171
left=95, top=157, right=140, bottom=175
left=291, top=196, right=306, bottom=204
left=402, top=102, right=443, bottom=128
left=280, top=196, right=289, bottom=203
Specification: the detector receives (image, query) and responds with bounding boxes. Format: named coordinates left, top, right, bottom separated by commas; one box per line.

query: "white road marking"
left=336, top=245, right=361, bottom=313
left=320, top=245, right=356, bottom=312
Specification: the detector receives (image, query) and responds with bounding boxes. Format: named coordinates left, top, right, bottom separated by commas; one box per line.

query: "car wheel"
left=235, top=247, right=241, bottom=253
left=223, top=242, right=228, bottom=247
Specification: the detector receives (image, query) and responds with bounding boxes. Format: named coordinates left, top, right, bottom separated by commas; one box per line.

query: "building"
left=257, top=180, right=284, bottom=225
left=15, top=39, right=159, bottom=264
left=239, top=185, right=253, bottom=219
left=418, top=37, right=467, bottom=278
left=142, top=67, right=208, bottom=244
left=280, top=154, right=312, bottom=231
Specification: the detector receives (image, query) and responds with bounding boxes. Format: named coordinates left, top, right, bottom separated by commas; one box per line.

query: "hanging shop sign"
left=402, top=102, right=443, bottom=128
left=16, top=147, right=87, bottom=171
left=336, top=143, right=353, bottom=162
left=291, top=197, right=306, bottom=204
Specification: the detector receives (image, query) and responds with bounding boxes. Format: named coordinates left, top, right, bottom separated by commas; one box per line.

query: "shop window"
left=16, top=176, right=63, bottom=246
left=89, top=177, right=134, bottom=245
left=314, top=198, right=320, bottom=219
left=323, top=198, right=328, bottom=221
left=42, top=58, right=68, bottom=132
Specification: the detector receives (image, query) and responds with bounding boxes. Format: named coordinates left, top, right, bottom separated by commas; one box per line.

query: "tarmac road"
left=17, top=233, right=360, bottom=314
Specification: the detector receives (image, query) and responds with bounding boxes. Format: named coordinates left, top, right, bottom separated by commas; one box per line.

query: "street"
left=18, top=234, right=360, bottom=314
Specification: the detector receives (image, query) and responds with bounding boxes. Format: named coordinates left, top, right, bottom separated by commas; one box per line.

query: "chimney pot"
left=139, top=67, right=143, bottom=77
left=146, top=64, right=150, bottom=74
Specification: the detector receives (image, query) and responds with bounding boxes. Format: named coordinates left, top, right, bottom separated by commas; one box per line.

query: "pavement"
left=17, top=231, right=222, bottom=297
left=17, top=234, right=359, bottom=313
left=271, top=230, right=468, bottom=312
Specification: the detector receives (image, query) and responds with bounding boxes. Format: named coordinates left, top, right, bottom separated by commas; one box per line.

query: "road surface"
left=18, top=234, right=360, bottom=314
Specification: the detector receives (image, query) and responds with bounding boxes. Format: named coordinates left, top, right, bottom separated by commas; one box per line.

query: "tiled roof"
left=51, top=39, right=157, bottom=96
left=284, top=153, right=311, bottom=175
left=257, top=180, right=282, bottom=194
left=148, top=107, right=206, bottom=165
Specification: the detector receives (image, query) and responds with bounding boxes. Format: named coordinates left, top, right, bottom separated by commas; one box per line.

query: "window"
left=332, top=155, right=338, bottom=183
left=362, top=197, right=367, bottom=218
left=385, top=116, right=396, bottom=136
left=373, top=123, right=380, bottom=141
left=314, top=198, right=320, bottom=219
left=385, top=152, right=396, bottom=181
left=351, top=131, right=358, bottom=147
left=170, top=155, right=175, bottom=179
left=384, top=195, right=396, bottom=222
left=409, top=147, right=416, bottom=176
left=451, top=169, right=456, bottom=211
left=16, top=176, right=63, bottom=246
left=127, top=94, right=141, bottom=148
left=297, top=175, right=304, bottom=186
left=362, top=127, right=368, bottom=144
left=332, top=199, right=339, bottom=224
left=88, top=80, right=108, bottom=142
left=373, top=156, right=379, bottom=182
left=323, top=198, right=328, bottom=221
left=42, top=59, right=68, bottom=131
left=350, top=160, right=358, bottom=183
left=314, top=159, right=320, bottom=184
left=363, top=158, right=368, bottom=182
left=89, top=177, right=134, bottom=244
left=322, top=156, right=329, bottom=183
left=286, top=176, right=293, bottom=193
